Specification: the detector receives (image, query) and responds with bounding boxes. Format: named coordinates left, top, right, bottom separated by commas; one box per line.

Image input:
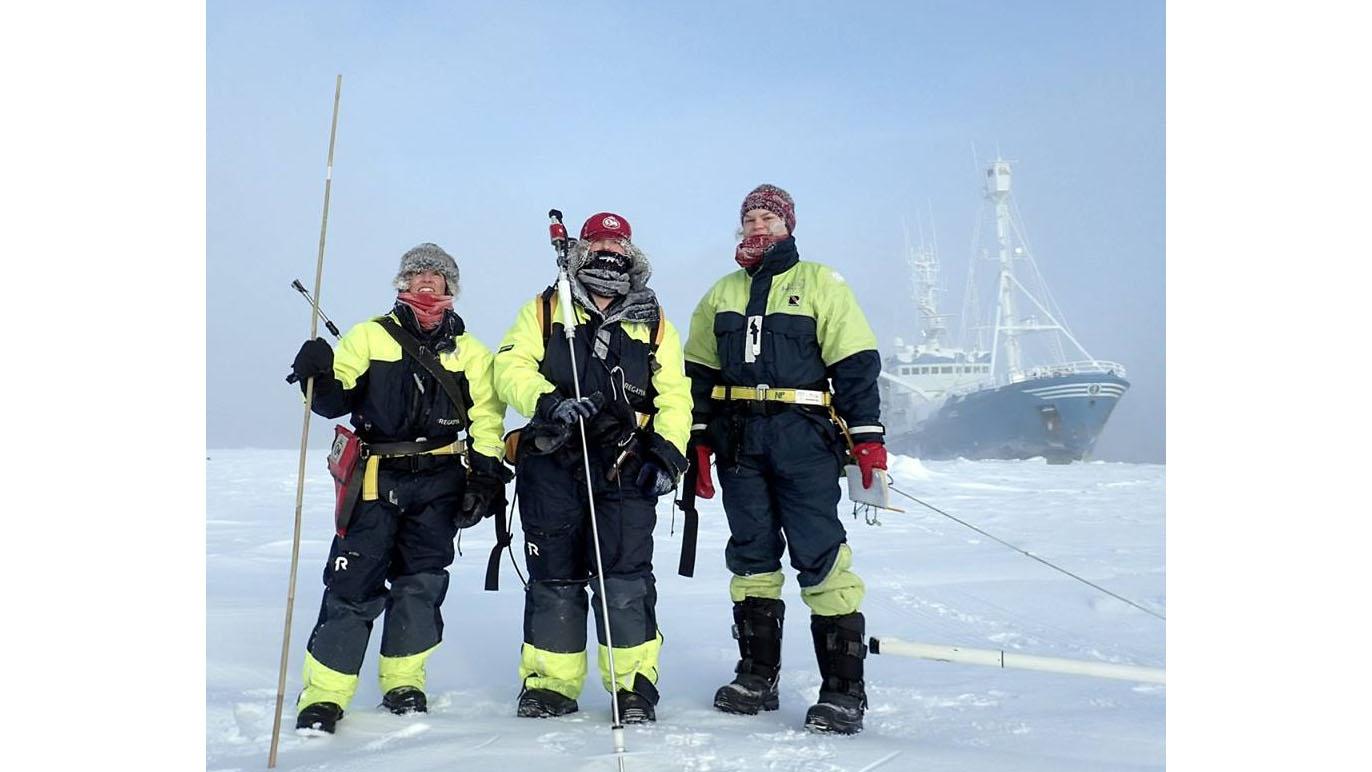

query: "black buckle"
left=825, top=631, right=867, bottom=659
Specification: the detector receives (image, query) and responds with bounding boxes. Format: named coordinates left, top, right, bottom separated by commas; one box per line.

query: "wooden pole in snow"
left=870, top=636, right=1165, bottom=685
left=269, top=74, right=342, bottom=768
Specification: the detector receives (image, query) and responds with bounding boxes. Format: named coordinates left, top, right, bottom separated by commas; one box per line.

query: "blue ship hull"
left=888, top=372, right=1129, bottom=463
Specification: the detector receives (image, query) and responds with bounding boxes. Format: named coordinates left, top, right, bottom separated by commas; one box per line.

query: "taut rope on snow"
left=887, top=482, right=1165, bottom=622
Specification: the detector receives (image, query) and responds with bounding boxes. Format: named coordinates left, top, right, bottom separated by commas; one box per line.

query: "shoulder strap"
left=375, top=317, right=471, bottom=431
left=676, top=455, right=699, bottom=578
left=538, top=286, right=556, bottom=349
left=484, top=497, right=513, bottom=591
left=650, top=305, right=665, bottom=351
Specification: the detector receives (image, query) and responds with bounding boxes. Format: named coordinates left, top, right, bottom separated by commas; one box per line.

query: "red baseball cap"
left=580, top=212, right=632, bottom=242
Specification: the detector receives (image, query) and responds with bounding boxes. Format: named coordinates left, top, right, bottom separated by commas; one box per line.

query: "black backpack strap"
left=484, top=501, right=512, bottom=591
left=539, top=286, right=556, bottom=350
left=376, top=317, right=471, bottom=431
left=650, top=305, right=664, bottom=351
left=676, top=451, right=700, bottom=578
left=485, top=487, right=523, bottom=591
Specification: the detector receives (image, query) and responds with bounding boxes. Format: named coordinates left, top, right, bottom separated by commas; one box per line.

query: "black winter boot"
left=804, top=612, right=868, bottom=735
left=713, top=597, right=785, bottom=715
left=516, top=686, right=579, bottom=718
left=382, top=686, right=427, bottom=715
left=295, top=702, right=344, bottom=734
left=612, top=674, right=660, bottom=724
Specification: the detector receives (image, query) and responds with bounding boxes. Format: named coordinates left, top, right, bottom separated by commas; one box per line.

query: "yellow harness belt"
left=361, top=440, right=465, bottom=501
left=710, top=385, right=832, bottom=407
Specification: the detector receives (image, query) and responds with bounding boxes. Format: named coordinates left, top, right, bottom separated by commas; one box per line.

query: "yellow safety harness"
left=361, top=440, right=466, bottom=501
left=709, top=384, right=832, bottom=407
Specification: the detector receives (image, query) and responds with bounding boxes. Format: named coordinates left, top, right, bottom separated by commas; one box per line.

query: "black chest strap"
left=538, top=286, right=665, bottom=353
left=376, top=317, right=471, bottom=432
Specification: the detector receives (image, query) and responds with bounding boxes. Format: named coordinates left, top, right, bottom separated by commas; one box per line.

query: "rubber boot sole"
left=516, top=688, right=579, bottom=718
left=804, top=704, right=864, bottom=735
left=713, top=684, right=780, bottom=715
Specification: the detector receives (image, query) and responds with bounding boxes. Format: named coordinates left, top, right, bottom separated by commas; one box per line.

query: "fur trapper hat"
left=393, top=242, right=460, bottom=297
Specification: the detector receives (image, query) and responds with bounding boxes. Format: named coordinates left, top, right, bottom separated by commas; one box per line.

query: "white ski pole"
left=870, top=636, right=1165, bottom=684
left=270, top=74, right=341, bottom=768
left=548, top=210, right=629, bottom=767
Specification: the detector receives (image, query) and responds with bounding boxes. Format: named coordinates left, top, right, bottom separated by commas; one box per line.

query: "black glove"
left=456, top=453, right=514, bottom=529
left=292, top=338, right=334, bottom=382
left=634, top=460, right=678, bottom=498
left=536, top=391, right=605, bottom=426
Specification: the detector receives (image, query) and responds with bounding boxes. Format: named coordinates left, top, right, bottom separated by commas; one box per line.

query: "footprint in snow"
left=361, top=721, right=430, bottom=751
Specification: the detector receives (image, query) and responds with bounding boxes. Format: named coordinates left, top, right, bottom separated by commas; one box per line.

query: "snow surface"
left=207, top=451, right=1164, bottom=771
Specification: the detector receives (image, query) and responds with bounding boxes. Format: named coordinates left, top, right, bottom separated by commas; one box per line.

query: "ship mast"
left=908, top=218, right=947, bottom=350
left=988, top=159, right=1023, bottom=377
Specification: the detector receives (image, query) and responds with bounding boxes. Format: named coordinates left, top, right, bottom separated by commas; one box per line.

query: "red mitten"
left=852, top=442, right=887, bottom=489
left=694, top=443, right=716, bottom=499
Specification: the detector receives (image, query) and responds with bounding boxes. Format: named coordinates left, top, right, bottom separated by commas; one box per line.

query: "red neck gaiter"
left=397, top=291, right=453, bottom=331
left=735, top=234, right=781, bottom=270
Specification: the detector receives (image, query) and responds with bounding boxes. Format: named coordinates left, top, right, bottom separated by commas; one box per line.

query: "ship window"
left=941, top=366, right=952, bottom=374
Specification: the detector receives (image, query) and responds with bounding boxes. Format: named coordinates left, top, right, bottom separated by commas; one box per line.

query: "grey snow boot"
left=713, top=597, right=784, bottom=715
left=804, top=612, right=868, bottom=735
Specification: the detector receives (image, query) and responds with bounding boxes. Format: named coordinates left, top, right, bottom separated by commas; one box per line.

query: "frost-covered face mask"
left=579, top=250, right=633, bottom=298
left=586, top=250, right=631, bottom=274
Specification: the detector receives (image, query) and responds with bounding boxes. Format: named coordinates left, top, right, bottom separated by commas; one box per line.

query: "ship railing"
left=1011, top=360, right=1128, bottom=381
left=945, top=360, right=1128, bottom=398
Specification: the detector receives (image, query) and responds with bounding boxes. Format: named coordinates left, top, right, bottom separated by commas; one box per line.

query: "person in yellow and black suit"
left=494, top=212, right=691, bottom=724
left=684, top=185, right=888, bottom=735
left=287, top=243, right=509, bottom=734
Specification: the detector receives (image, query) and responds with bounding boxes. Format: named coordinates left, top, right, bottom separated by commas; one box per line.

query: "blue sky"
left=207, top=0, right=1164, bottom=461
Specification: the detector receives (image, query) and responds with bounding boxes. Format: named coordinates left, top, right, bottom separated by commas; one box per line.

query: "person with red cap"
left=683, top=184, right=886, bottom=735
left=493, top=212, right=691, bottom=724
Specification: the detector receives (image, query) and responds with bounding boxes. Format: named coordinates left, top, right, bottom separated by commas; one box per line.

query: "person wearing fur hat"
left=683, top=184, right=886, bottom=735
left=287, top=243, right=510, bottom=734
left=493, top=212, right=691, bottom=724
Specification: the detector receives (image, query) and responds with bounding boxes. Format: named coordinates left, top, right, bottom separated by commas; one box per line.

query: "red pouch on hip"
left=326, top=424, right=365, bottom=537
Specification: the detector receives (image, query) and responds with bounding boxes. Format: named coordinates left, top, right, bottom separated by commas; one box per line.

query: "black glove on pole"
left=291, top=338, right=334, bottom=383
left=537, top=391, right=605, bottom=426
